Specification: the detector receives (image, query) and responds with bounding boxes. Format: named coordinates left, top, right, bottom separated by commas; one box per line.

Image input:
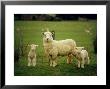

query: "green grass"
left=14, top=20, right=97, bottom=76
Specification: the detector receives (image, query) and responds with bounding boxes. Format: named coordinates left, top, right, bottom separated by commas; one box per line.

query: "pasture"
left=14, top=20, right=97, bottom=76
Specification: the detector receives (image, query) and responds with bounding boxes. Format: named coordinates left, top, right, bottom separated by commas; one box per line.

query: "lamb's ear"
left=36, top=45, right=39, bottom=47
left=51, top=31, right=55, bottom=35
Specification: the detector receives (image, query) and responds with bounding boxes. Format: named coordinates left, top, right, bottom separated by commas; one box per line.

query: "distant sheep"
left=73, top=48, right=90, bottom=68
left=28, top=44, right=38, bottom=66
left=42, top=29, right=76, bottom=67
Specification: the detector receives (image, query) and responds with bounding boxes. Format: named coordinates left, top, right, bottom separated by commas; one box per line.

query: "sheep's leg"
left=50, top=59, right=53, bottom=66
left=53, top=60, right=57, bottom=67
left=32, top=58, right=36, bottom=67
left=85, top=56, right=90, bottom=65
left=81, top=58, right=84, bottom=68
left=77, top=60, right=80, bottom=68
left=67, top=54, right=72, bottom=64
left=28, top=57, right=31, bottom=66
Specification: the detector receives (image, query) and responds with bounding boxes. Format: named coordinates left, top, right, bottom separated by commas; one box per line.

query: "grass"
left=14, top=20, right=97, bottom=76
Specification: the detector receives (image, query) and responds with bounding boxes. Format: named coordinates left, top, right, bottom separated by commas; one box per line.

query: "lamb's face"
left=29, top=44, right=38, bottom=50
left=72, top=48, right=80, bottom=56
left=43, top=31, right=53, bottom=42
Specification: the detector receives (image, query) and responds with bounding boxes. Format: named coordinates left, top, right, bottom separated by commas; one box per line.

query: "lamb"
left=28, top=44, right=38, bottom=66
left=72, top=48, right=90, bottom=68
left=42, top=29, right=76, bottom=67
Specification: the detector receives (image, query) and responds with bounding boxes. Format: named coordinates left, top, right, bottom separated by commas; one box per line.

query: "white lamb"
left=42, top=30, right=76, bottom=67
left=28, top=44, right=38, bottom=67
left=73, top=48, right=90, bottom=68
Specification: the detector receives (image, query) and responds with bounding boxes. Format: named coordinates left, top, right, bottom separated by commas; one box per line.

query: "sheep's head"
left=72, top=48, right=81, bottom=56
left=42, top=29, right=54, bottom=43
left=28, top=44, right=38, bottom=51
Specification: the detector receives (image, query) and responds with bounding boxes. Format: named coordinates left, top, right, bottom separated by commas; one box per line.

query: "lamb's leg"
left=53, top=59, right=57, bottom=67
left=53, top=60, right=57, bottom=67
left=32, top=58, right=36, bottom=67
left=50, top=59, right=53, bottom=66
left=28, top=57, right=31, bottom=66
left=81, top=58, right=84, bottom=68
left=87, top=57, right=90, bottom=65
left=77, top=60, right=80, bottom=68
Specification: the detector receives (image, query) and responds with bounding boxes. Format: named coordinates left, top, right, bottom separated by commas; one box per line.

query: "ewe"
left=73, top=48, right=90, bottom=68
left=42, top=30, right=76, bottom=67
left=28, top=44, right=38, bottom=66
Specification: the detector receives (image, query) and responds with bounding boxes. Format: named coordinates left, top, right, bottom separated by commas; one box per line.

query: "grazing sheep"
left=28, top=44, right=38, bottom=66
left=73, top=48, right=90, bottom=68
left=42, top=29, right=76, bottom=67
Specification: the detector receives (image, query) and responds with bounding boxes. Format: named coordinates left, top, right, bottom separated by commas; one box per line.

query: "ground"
left=14, top=20, right=97, bottom=76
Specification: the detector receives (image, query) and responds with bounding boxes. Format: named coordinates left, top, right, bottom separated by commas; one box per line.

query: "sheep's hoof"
left=87, top=60, right=90, bottom=65
left=78, top=65, right=80, bottom=68
left=53, top=64, right=57, bottom=67
left=67, top=62, right=69, bottom=64
left=53, top=65, right=56, bottom=67
left=77, top=66, right=80, bottom=68
left=81, top=66, right=84, bottom=68
left=33, top=64, right=36, bottom=67
left=28, top=64, right=31, bottom=66
left=67, top=62, right=72, bottom=64
left=53, top=64, right=56, bottom=67
left=67, top=60, right=72, bottom=64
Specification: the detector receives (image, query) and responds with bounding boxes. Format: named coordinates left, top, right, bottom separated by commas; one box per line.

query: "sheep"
left=42, top=29, right=55, bottom=62
left=28, top=44, right=38, bottom=66
left=42, top=29, right=76, bottom=67
left=72, top=48, right=90, bottom=68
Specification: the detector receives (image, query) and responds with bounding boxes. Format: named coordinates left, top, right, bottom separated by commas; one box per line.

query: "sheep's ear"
left=42, top=32, right=44, bottom=35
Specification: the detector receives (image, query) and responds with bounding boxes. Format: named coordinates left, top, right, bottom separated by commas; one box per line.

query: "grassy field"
left=14, top=20, right=97, bottom=76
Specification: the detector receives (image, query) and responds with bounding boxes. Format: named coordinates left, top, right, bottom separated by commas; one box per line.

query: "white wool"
left=43, top=31, right=76, bottom=67
left=73, top=49, right=90, bottom=68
